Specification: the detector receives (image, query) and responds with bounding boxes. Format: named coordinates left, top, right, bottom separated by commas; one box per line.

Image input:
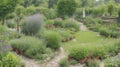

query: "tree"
left=57, top=0, right=76, bottom=19
left=107, top=3, right=115, bottom=16
left=15, top=5, right=25, bottom=32
left=0, top=0, right=21, bottom=25
left=48, top=0, right=58, bottom=8
left=21, top=0, right=48, bottom=7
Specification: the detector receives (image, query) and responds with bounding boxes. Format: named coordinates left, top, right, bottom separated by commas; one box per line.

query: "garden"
left=1, top=0, right=120, bottom=67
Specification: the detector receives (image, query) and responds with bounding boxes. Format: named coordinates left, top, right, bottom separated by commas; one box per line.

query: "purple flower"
left=1, top=45, right=11, bottom=53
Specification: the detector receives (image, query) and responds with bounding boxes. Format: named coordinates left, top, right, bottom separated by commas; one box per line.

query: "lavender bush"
left=21, top=14, right=44, bottom=35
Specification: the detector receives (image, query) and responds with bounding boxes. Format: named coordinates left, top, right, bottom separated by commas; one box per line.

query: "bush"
left=44, top=31, right=61, bottom=50
left=59, top=57, right=69, bottom=67
left=10, top=36, right=51, bottom=59
left=104, top=57, right=120, bottom=67
left=74, top=8, right=83, bottom=21
left=21, top=14, right=44, bottom=35
left=8, top=31, right=24, bottom=39
left=0, top=25, right=7, bottom=34
left=85, top=59, right=100, bottom=67
left=45, top=20, right=54, bottom=28
left=57, top=0, right=76, bottom=18
left=92, top=45, right=108, bottom=59
left=0, top=52, right=23, bottom=67
left=54, top=19, right=63, bottom=27
left=99, top=27, right=119, bottom=38
left=64, top=20, right=80, bottom=31
left=6, top=19, right=16, bottom=28
left=69, top=46, right=89, bottom=60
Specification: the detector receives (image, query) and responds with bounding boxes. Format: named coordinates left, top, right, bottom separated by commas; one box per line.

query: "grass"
left=63, top=31, right=117, bottom=53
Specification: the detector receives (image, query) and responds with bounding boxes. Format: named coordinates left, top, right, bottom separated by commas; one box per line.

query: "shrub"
left=54, top=19, right=63, bottom=27
left=74, top=8, right=83, bottom=21
left=59, top=57, right=69, bottom=67
left=10, top=36, right=51, bottom=59
left=69, top=46, right=89, bottom=60
left=21, top=14, right=44, bottom=35
left=44, top=31, right=61, bottom=50
left=107, top=3, right=115, bottom=16
left=6, top=19, right=16, bottom=28
left=57, top=0, right=76, bottom=18
left=104, top=57, right=120, bottom=67
left=0, top=25, right=7, bottom=34
left=92, top=45, right=108, bottom=59
left=64, top=20, right=80, bottom=31
left=99, top=27, right=119, bottom=38
left=8, top=31, right=24, bottom=39
left=0, top=52, right=23, bottom=67
left=85, top=59, right=100, bottom=67
left=45, top=20, right=54, bottom=28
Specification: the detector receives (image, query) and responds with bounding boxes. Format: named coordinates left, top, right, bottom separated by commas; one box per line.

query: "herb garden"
left=1, top=0, right=120, bottom=67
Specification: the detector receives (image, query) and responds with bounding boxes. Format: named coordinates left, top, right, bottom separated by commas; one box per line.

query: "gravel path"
left=44, top=47, right=66, bottom=67
left=20, top=47, right=66, bottom=67
left=79, top=22, right=88, bottom=31
left=20, top=56, right=42, bottom=67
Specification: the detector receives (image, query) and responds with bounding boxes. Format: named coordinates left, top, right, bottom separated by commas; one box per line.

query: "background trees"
left=57, top=0, right=76, bottom=19
left=0, top=0, right=21, bottom=25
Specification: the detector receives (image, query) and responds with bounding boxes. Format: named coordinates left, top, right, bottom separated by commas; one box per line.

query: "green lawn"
left=63, top=31, right=117, bottom=53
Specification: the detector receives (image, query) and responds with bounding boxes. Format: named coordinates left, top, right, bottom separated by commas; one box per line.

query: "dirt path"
left=44, top=47, right=66, bottom=67
left=20, top=56, right=42, bottom=67
left=20, top=47, right=66, bottom=67
left=100, top=62, right=104, bottom=67
left=79, top=22, right=88, bottom=31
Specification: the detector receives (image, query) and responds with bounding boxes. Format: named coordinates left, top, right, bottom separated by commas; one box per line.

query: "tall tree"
left=48, top=0, right=58, bottom=8
left=57, top=0, right=76, bottom=19
left=0, top=0, right=21, bottom=25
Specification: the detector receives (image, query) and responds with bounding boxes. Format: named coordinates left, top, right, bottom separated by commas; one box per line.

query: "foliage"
left=37, top=7, right=57, bottom=19
left=48, top=0, right=58, bottom=8
left=104, top=57, right=120, bottom=67
left=0, top=52, right=24, bottom=67
left=25, top=6, right=36, bottom=15
left=57, top=0, right=76, bottom=18
left=44, top=31, right=61, bottom=50
left=0, top=0, right=21, bottom=24
left=107, top=3, right=115, bottom=16
left=10, top=36, right=52, bottom=60
left=54, top=19, right=63, bottom=27
left=6, top=19, right=16, bottom=28
left=85, top=59, right=100, bottom=67
left=92, top=45, right=108, bottom=59
left=59, top=57, right=69, bottom=67
left=64, top=19, right=80, bottom=31
left=69, top=46, right=89, bottom=60
left=21, top=14, right=44, bottom=35
left=15, top=5, right=25, bottom=17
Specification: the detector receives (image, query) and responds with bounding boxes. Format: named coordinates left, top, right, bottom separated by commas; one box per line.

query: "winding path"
left=44, top=47, right=65, bottom=67
left=20, top=47, right=66, bottom=67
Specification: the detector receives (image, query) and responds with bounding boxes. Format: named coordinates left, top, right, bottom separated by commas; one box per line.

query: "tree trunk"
left=2, top=18, right=5, bottom=25
left=17, top=17, right=21, bottom=32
